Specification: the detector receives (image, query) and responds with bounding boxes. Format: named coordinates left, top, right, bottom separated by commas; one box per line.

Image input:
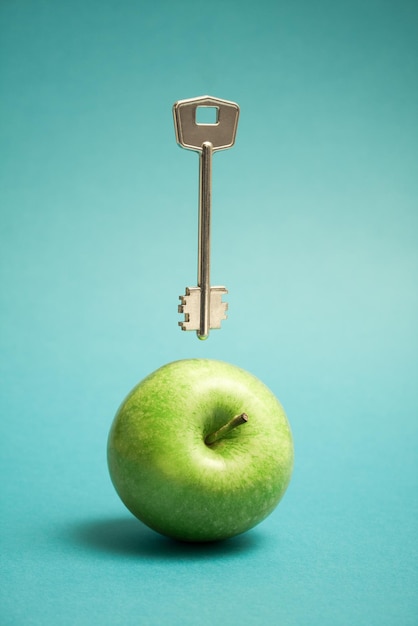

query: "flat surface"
left=1, top=1, right=417, bottom=624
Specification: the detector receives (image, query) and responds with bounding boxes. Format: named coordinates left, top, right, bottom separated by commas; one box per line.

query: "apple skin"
left=107, top=359, right=294, bottom=542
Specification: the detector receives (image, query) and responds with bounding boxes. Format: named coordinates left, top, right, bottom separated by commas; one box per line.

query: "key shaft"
left=198, top=141, right=213, bottom=339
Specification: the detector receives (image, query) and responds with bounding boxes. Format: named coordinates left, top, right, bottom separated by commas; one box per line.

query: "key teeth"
left=178, top=287, right=201, bottom=331
left=206, top=287, right=228, bottom=329
left=178, top=286, right=229, bottom=332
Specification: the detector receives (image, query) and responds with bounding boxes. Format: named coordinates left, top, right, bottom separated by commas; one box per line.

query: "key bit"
left=178, top=286, right=228, bottom=332
left=173, top=95, right=240, bottom=340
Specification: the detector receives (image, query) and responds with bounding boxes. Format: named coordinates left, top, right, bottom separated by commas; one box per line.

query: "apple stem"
left=205, top=413, right=248, bottom=445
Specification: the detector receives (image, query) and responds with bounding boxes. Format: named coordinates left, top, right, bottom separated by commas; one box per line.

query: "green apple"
left=107, top=359, right=293, bottom=542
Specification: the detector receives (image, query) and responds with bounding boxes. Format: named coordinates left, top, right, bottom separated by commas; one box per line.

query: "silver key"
left=173, top=95, right=240, bottom=340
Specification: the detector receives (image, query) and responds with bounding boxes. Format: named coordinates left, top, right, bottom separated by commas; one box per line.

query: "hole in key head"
left=195, top=106, right=219, bottom=125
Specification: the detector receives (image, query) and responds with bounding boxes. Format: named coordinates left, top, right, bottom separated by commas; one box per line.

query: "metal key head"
left=173, top=95, right=239, bottom=152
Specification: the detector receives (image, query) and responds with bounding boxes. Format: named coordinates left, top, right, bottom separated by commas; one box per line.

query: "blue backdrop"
left=1, top=1, right=417, bottom=624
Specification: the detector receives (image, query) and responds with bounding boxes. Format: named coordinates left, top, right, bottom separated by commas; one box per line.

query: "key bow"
left=173, top=95, right=239, bottom=152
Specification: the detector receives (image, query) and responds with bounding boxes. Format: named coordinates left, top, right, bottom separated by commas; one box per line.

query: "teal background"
left=1, top=1, right=417, bottom=624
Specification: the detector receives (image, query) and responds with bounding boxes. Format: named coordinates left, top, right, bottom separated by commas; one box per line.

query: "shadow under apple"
left=69, top=516, right=264, bottom=559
